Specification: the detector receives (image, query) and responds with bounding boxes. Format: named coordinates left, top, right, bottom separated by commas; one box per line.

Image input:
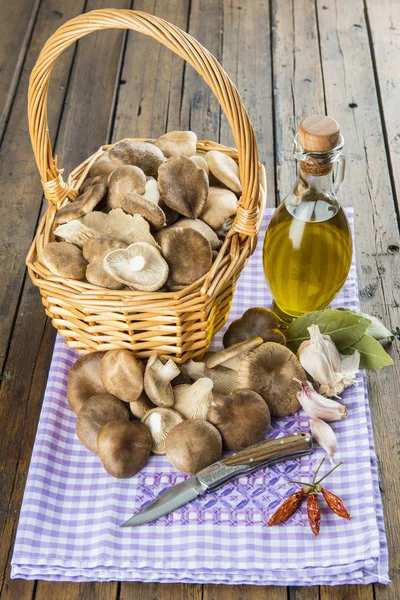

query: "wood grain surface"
left=0, top=0, right=398, bottom=599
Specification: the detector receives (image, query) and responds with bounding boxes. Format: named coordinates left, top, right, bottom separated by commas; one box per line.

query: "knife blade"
left=121, top=432, right=312, bottom=527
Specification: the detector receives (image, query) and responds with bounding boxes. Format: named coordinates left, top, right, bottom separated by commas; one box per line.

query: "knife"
left=120, top=432, right=312, bottom=527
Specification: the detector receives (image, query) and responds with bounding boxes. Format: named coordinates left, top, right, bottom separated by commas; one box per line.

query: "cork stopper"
left=298, top=115, right=340, bottom=152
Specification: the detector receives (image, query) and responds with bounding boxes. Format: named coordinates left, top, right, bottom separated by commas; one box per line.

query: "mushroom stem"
left=129, top=255, right=145, bottom=272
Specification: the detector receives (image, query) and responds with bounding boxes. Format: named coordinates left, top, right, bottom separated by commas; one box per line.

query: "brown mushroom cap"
left=109, top=140, right=165, bottom=177
left=157, top=156, right=209, bottom=218
left=154, top=131, right=197, bottom=159
left=165, top=419, right=222, bottom=474
left=67, top=352, right=106, bottom=414
left=168, top=218, right=222, bottom=250
left=141, top=407, right=183, bottom=454
left=41, top=242, right=87, bottom=280
left=200, top=187, right=238, bottom=231
left=144, top=353, right=180, bottom=407
left=55, top=184, right=107, bottom=224
left=223, top=307, right=286, bottom=348
left=122, top=193, right=166, bottom=230
left=83, top=236, right=127, bottom=262
left=108, top=165, right=146, bottom=210
left=97, top=419, right=152, bottom=478
left=206, top=337, right=263, bottom=370
left=100, top=349, right=144, bottom=403
left=85, top=261, right=124, bottom=289
left=155, top=226, right=212, bottom=286
left=88, top=151, right=118, bottom=179
left=75, top=393, right=129, bottom=453
left=180, top=359, right=239, bottom=395
left=206, top=150, right=242, bottom=193
left=238, top=342, right=306, bottom=416
left=129, top=392, right=156, bottom=419
left=207, top=389, right=271, bottom=451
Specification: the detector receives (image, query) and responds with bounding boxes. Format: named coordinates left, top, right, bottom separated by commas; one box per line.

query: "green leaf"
left=344, top=334, right=394, bottom=370
left=360, top=313, right=394, bottom=341
left=285, top=309, right=370, bottom=353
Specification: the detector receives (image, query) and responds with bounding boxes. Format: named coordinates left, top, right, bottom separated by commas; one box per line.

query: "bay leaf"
left=342, top=334, right=394, bottom=369
left=360, top=312, right=394, bottom=341
left=285, top=309, right=370, bottom=353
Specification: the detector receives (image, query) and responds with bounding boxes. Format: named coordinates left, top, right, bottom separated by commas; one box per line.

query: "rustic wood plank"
left=35, top=582, right=118, bottom=600
left=0, top=0, right=84, bottom=376
left=272, top=0, right=325, bottom=204
left=0, top=0, right=129, bottom=598
left=120, top=583, right=201, bottom=599
left=0, top=0, right=41, bottom=141
left=320, top=586, right=373, bottom=600
left=289, top=588, right=319, bottom=600
left=204, top=585, right=286, bottom=599
left=112, top=0, right=189, bottom=141
left=365, top=0, right=400, bottom=212
left=220, top=0, right=275, bottom=204
left=316, top=1, right=400, bottom=598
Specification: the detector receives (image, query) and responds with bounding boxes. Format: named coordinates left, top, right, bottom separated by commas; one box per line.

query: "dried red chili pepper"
left=268, top=489, right=306, bottom=526
left=321, top=488, right=351, bottom=520
left=307, top=493, right=320, bottom=536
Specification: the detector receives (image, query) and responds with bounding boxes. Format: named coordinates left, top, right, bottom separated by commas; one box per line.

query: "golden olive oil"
left=263, top=199, right=352, bottom=318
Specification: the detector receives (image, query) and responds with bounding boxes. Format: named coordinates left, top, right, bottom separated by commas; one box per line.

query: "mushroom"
left=100, top=349, right=144, bottom=403
left=108, top=165, right=146, bottom=210
left=109, top=140, right=165, bottom=177
left=206, top=150, right=242, bottom=193
left=82, top=236, right=127, bottom=262
left=75, top=393, right=129, bottom=453
left=207, top=389, right=271, bottom=451
left=144, top=353, right=181, bottom=407
left=143, top=177, right=160, bottom=204
left=104, top=242, right=169, bottom=291
left=190, top=154, right=209, bottom=175
left=54, top=220, right=98, bottom=248
left=157, top=156, right=209, bottom=218
left=83, top=237, right=127, bottom=289
left=238, top=342, right=306, bottom=417
left=41, top=242, right=87, bottom=280
left=122, top=193, right=166, bottom=230
left=206, top=337, right=263, bottom=370
left=97, top=420, right=153, bottom=478
left=155, top=226, right=212, bottom=286
left=67, top=352, right=106, bottom=414
left=141, top=407, right=183, bottom=454
left=154, top=131, right=197, bottom=158
left=168, top=218, right=222, bottom=250
left=55, top=183, right=107, bottom=224
left=165, top=419, right=222, bottom=474
left=200, top=187, right=238, bottom=231
left=88, top=151, right=118, bottom=179
left=129, top=392, right=156, bottom=420
left=83, top=209, right=158, bottom=247
left=173, top=377, right=214, bottom=420
left=180, top=360, right=239, bottom=395
left=223, top=307, right=286, bottom=348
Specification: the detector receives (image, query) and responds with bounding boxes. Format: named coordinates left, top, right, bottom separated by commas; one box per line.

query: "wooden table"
left=1, top=0, right=399, bottom=598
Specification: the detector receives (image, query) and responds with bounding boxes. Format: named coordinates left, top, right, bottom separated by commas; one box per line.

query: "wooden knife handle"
left=222, top=433, right=312, bottom=468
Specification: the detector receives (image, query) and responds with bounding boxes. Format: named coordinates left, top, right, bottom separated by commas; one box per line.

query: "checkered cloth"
left=11, top=208, right=389, bottom=585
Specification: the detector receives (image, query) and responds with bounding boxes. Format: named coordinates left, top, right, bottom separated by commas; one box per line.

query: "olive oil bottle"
left=263, top=115, right=352, bottom=318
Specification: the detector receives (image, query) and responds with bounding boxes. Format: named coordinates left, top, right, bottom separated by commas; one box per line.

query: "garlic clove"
left=297, top=324, right=342, bottom=386
left=295, top=380, right=348, bottom=421
left=309, top=417, right=337, bottom=463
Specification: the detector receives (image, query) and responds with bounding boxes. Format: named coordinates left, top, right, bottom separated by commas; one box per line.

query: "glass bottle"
left=263, top=115, right=352, bottom=319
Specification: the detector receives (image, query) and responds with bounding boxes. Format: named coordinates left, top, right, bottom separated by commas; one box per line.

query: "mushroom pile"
left=42, top=131, right=242, bottom=292
left=67, top=307, right=307, bottom=478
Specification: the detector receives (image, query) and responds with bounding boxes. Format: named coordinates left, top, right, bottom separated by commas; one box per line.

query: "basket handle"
left=28, top=9, right=260, bottom=236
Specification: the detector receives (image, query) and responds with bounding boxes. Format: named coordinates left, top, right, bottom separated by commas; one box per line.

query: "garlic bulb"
left=295, top=380, right=348, bottom=421
left=309, top=417, right=337, bottom=463
left=298, top=325, right=360, bottom=397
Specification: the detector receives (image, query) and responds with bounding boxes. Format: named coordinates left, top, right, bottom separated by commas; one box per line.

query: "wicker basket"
left=26, top=9, right=266, bottom=363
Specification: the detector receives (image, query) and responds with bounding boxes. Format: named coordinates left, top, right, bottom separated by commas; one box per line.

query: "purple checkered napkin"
left=11, top=209, right=389, bottom=585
